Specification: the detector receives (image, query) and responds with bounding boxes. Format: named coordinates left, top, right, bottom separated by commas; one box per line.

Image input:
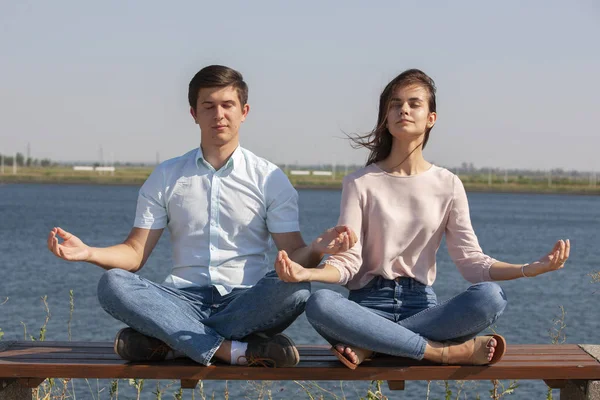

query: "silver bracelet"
left=521, top=263, right=530, bottom=278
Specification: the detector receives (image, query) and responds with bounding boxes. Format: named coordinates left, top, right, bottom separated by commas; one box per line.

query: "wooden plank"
left=6, top=349, right=589, bottom=360
left=1, top=361, right=600, bottom=381
left=2, top=355, right=598, bottom=368
left=6, top=342, right=111, bottom=348
left=1, top=343, right=589, bottom=361
left=1, top=358, right=598, bottom=376
left=2, top=343, right=587, bottom=355
left=2, top=342, right=585, bottom=353
left=1, top=352, right=120, bottom=361
left=1, top=342, right=599, bottom=384
left=4, top=352, right=591, bottom=365
left=5, top=346, right=115, bottom=355
left=2, top=355, right=599, bottom=368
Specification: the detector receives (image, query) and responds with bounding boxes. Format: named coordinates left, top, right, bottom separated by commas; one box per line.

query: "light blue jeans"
left=305, top=277, right=507, bottom=360
left=97, top=269, right=311, bottom=365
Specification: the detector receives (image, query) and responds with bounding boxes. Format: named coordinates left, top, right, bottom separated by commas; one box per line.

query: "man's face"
left=190, top=85, right=249, bottom=147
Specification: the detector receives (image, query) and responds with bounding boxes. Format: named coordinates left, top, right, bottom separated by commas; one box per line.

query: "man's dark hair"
left=188, top=65, right=248, bottom=109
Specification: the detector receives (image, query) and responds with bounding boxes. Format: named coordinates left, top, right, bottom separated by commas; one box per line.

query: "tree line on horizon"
left=0, top=152, right=53, bottom=167
left=0, top=151, right=596, bottom=182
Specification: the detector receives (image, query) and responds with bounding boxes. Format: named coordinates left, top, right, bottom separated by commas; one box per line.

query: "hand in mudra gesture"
left=310, top=225, right=357, bottom=255
left=47, top=227, right=91, bottom=262
left=527, top=239, right=570, bottom=277
left=274, top=250, right=312, bottom=283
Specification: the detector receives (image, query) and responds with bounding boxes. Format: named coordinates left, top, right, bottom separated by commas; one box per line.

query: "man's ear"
left=190, top=107, right=198, bottom=123
left=241, top=104, right=250, bottom=122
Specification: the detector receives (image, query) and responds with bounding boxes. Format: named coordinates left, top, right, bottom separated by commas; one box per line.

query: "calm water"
left=1, top=184, right=599, bottom=399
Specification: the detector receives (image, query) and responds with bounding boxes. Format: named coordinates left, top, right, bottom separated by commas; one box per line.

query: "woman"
left=275, top=69, right=570, bottom=369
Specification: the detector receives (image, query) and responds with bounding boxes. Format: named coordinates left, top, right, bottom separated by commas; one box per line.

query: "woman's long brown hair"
left=350, top=69, right=437, bottom=166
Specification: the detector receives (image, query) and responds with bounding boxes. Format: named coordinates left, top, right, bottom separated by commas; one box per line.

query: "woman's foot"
left=425, top=334, right=506, bottom=365
left=331, top=344, right=373, bottom=370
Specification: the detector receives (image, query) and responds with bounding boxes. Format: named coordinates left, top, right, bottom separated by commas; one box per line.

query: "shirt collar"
left=195, top=145, right=242, bottom=172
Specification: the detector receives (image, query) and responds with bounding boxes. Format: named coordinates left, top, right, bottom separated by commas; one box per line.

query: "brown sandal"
left=331, top=345, right=373, bottom=370
left=441, top=334, right=506, bottom=365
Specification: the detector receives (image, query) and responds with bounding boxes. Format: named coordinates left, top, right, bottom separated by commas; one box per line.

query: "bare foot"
left=425, top=335, right=505, bottom=365
left=332, top=344, right=373, bottom=369
left=336, top=344, right=360, bottom=365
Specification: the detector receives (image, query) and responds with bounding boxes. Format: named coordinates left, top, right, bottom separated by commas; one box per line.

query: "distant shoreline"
left=2, top=173, right=600, bottom=195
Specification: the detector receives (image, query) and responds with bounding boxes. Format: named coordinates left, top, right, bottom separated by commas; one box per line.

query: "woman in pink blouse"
left=275, top=69, right=570, bottom=369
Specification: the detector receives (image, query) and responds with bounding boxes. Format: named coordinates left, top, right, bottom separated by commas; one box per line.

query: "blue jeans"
left=305, top=277, right=507, bottom=360
left=97, top=269, right=311, bottom=365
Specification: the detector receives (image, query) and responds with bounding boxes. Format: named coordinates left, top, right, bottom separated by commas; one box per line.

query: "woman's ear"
left=427, top=112, right=437, bottom=128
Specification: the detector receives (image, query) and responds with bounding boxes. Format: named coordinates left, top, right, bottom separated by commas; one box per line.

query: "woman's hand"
left=310, top=225, right=358, bottom=255
left=525, top=239, right=570, bottom=277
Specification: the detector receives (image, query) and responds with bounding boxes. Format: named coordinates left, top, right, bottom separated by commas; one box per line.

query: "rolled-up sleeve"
left=323, top=176, right=364, bottom=285
left=134, top=166, right=168, bottom=229
left=265, top=168, right=300, bottom=233
left=445, top=176, right=497, bottom=283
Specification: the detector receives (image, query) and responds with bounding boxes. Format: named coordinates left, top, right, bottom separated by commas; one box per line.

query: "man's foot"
left=331, top=344, right=373, bottom=370
left=113, top=327, right=172, bottom=361
left=244, top=333, right=300, bottom=367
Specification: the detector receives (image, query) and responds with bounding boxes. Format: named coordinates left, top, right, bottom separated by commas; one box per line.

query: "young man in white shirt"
left=47, top=65, right=355, bottom=367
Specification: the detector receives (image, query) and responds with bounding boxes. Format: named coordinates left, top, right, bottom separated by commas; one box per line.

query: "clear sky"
left=1, top=0, right=599, bottom=170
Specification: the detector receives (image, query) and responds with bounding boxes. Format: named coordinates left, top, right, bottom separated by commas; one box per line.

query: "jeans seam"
left=235, top=299, right=305, bottom=338
left=399, top=288, right=502, bottom=340
left=452, top=311, right=502, bottom=340
left=398, top=290, right=460, bottom=326
left=203, top=336, right=225, bottom=366
left=309, top=318, right=426, bottom=360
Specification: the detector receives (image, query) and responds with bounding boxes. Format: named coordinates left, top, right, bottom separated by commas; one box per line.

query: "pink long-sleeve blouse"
left=323, top=163, right=497, bottom=290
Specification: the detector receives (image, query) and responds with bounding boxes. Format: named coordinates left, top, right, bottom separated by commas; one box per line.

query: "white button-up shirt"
left=134, top=146, right=300, bottom=294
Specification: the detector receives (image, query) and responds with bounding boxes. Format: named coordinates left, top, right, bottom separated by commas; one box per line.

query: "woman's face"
left=385, top=84, right=436, bottom=142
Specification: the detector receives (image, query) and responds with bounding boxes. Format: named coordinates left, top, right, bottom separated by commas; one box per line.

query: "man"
left=47, top=65, right=355, bottom=367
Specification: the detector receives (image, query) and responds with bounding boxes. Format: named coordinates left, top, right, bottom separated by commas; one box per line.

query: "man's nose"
left=214, top=106, right=225, bottom=120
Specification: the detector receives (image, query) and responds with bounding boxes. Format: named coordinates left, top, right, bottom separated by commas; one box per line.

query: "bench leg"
left=560, top=380, right=600, bottom=400
left=0, top=380, right=31, bottom=400
left=387, top=381, right=405, bottom=390
left=180, top=379, right=199, bottom=389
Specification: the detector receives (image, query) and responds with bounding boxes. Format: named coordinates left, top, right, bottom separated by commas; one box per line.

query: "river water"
left=1, top=184, right=599, bottom=399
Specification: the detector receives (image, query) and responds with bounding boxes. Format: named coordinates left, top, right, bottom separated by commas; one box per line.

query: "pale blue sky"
left=1, top=0, right=599, bottom=170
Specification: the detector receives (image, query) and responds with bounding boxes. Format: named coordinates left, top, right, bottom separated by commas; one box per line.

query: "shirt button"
left=211, top=221, right=216, bottom=226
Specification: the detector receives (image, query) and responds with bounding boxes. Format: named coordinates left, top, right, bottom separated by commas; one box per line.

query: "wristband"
left=521, top=263, right=530, bottom=278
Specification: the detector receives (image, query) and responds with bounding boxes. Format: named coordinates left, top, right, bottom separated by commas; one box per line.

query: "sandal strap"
left=441, top=343, right=449, bottom=364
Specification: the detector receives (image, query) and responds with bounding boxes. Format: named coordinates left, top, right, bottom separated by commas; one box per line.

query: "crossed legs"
left=305, top=281, right=507, bottom=368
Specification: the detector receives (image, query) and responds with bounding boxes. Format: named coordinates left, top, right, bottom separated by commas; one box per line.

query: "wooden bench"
left=2, top=341, right=600, bottom=399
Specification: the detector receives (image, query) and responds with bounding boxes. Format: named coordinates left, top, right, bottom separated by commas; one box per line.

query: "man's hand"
left=47, top=227, right=91, bottom=262
left=274, top=250, right=312, bottom=282
left=311, top=225, right=358, bottom=255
